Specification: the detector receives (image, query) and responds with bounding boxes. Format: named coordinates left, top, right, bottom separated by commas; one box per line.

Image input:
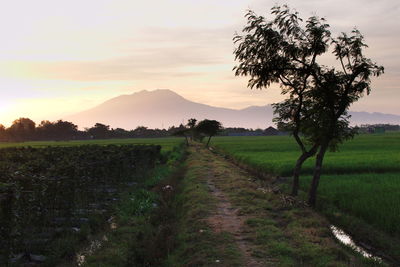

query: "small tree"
left=234, top=5, right=383, bottom=206
left=196, top=119, right=222, bottom=147
left=172, top=128, right=190, bottom=146
left=187, top=118, right=197, bottom=141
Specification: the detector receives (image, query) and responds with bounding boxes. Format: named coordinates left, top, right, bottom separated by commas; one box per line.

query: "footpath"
left=168, top=144, right=374, bottom=266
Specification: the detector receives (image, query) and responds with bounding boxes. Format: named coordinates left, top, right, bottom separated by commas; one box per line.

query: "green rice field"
left=0, top=137, right=182, bottom=152
left=211, top=133, right=400, bottom=240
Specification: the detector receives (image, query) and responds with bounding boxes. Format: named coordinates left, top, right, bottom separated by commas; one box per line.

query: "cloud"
left=1, top=25, right=237, bottom=81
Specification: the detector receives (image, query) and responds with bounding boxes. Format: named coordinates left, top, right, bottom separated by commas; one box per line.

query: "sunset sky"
left=0, top=0, right=399, bottom=126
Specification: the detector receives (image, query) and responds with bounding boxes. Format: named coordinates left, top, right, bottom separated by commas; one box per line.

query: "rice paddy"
left=211, top=133, right=400, bottom=239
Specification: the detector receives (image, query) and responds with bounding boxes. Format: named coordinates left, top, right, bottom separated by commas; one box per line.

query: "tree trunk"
left=206, top=136, right=212, bottom=147
left=292, top=154, right=306, bottom=196
left=184, top=136, right=189, bottom=146
left=308, top=143, right=329, bottom=207
left=291, top=144, right=319, bottom=196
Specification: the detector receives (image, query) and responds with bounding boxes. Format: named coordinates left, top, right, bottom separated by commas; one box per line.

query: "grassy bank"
left=165, top=146, right=243, bottom=266
left=212, top=133, right=400, bottom=262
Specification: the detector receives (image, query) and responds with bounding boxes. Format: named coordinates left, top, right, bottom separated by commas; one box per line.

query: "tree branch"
left=339, top=54, right=348, bottom=75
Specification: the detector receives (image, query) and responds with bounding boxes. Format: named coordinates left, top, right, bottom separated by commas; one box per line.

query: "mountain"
left=64, top=89, right=400, bottom=129
left=347, top=111, right=400, bottom=125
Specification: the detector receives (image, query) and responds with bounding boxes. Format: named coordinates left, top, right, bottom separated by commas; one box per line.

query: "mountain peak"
left=133, top=89, right=177, bottom=95
left=129, top=89, right=184, bottom=101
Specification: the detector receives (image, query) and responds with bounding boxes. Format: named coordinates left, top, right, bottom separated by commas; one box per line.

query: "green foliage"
left=196, top=120, right=222, bottom=136
left=196, top=119, right=223, bottom=146
left=117, top=189, right=158, bottom=221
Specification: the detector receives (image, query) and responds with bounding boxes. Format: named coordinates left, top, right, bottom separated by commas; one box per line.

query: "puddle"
left=76, top=238, right=105, bottom=266
left=330, top=225, right=382, bottom=263
left=76, top=217, right=116, bottom=266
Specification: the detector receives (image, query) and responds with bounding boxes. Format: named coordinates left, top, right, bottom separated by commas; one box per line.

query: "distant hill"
left=64, top=89, right=400, bottom=129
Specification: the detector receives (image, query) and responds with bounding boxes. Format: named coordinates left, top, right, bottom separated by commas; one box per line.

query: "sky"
left=0, top=0, right=399, bottom=126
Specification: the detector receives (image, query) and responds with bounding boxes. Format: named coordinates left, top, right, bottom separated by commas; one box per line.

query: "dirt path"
left=185, top=143, right=368, bottom=267
left=183, top=143, right=265, bottom=266
left=206, top=176, right=264, bottom=267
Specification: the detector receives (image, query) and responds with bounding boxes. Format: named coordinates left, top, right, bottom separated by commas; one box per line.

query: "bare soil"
left=206, top=177, right=264, bottom=267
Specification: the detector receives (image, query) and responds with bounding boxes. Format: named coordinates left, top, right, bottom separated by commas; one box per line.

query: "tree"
left=53, top=120, right=78, bottom=140
left=7, top=117, right=36, bottom=141
left=187, top=118, right=197, bottom=141
left=234, top=5, right=383, bottom=206
left=36, top=120, right=78, bottom=140
left=86, top=123, right=111, bottom=139
left=0, top=124, right=6, bottom=141
left=172, top=128, right=190, bottom=146
left=306, top=30, right=383, bottom=206
left=132, top=126, right=149, bottom=137
left=187, top=118, right=197, bottom=129
left=196, top=119, right=222, bottom=147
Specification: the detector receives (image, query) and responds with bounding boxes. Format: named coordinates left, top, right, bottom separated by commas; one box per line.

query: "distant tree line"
left=0, top=118, right=187, bottom=142
left=356, top=124, right=400, bottom=133
left=0, top=117, right=283, bottom=142
left=0, top=117, right=395, bottom=143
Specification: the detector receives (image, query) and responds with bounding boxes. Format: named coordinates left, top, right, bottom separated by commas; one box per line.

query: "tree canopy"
left=196, top=119, right=222, bottom=147
left=234, top=5, right=384, bottom=206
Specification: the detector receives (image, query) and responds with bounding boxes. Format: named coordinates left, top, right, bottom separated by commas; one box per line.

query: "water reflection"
left=330, top=225, right=382, bottom=262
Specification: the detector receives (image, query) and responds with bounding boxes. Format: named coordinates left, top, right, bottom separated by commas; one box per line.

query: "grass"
left=211, top=132, right=400, bottom=262
left=0, top=137, right=182, bottom=152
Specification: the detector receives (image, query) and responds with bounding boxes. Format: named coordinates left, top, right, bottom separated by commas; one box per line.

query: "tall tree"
left=234, top=5, right=383, bottom=206
left=233, top=6, right=329, bottom=196
left=306, top=30, right=383, bottom=206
